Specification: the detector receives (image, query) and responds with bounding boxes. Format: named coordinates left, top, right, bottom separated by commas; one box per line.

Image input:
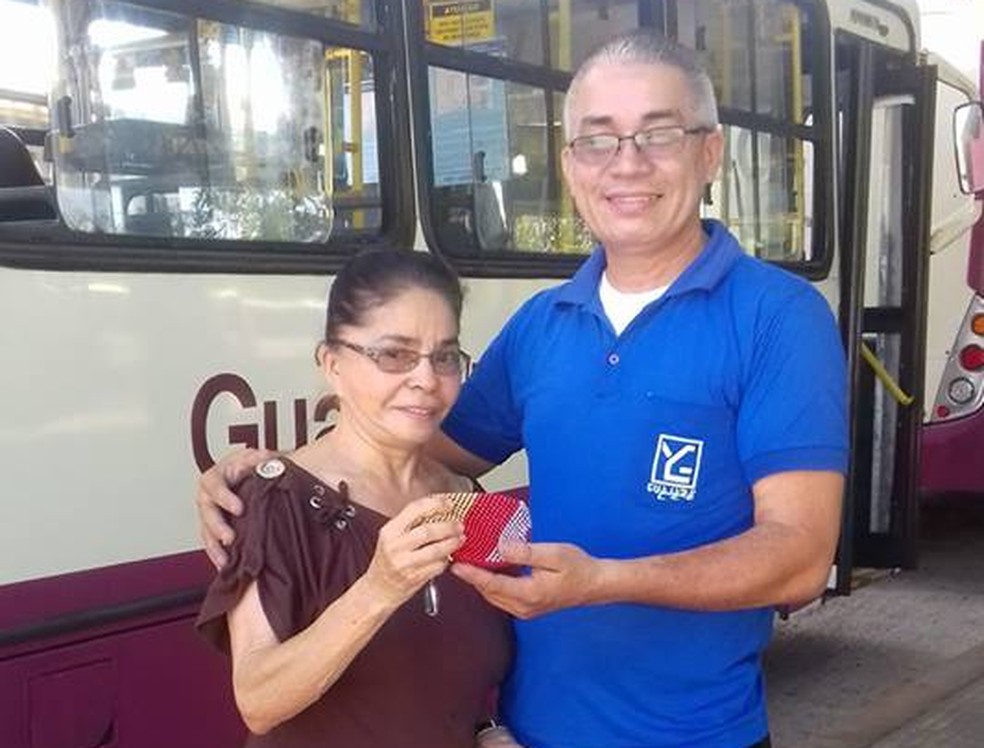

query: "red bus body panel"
left=0, top=553, right=245, bottom=748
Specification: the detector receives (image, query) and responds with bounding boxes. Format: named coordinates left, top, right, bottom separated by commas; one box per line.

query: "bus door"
left=835, top=33, right=934, bottom=581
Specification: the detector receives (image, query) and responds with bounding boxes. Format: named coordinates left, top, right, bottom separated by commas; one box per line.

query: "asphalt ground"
left=764, top=495, right=984, bottom=747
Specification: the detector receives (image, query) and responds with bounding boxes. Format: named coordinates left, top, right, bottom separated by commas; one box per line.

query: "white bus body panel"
left=0, top=268, right=539, bottom=587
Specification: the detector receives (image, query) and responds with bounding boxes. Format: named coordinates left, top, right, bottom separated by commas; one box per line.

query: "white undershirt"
left=599, top=272, right=668, bottom=335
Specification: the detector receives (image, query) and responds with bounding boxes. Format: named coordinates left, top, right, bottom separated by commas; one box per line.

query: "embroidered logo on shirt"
left=647, top=434, right=704, bottom=501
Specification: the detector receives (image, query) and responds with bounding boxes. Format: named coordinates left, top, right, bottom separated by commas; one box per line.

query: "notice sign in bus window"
left=429, top=49, right=509, bottom=187
left=427, top=0, right=494, bottom=45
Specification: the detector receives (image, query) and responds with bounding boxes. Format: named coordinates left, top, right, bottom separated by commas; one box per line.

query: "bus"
left=920, top=38, right=984, bottom=499
left=1, top=0, right=982, bottom=745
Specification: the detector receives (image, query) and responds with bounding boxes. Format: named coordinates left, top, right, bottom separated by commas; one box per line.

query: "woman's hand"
left=196, top=448, right=274, bottom=567
left=362, top=495, right=465, bottom=609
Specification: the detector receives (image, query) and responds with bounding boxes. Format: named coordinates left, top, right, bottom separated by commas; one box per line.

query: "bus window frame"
left=0, top=0, right=415, bottom=275
left=408, top=0, right=835, bottom=281
left=660, top=0, right=836, bottom=282
left=405, top=0, right=588, bottom=279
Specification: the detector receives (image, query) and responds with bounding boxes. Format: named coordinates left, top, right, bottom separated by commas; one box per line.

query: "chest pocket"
left=631, top=391, right=736, bottom=497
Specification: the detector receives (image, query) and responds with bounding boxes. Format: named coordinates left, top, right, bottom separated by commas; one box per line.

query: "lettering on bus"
left=190, top=373, right=337, bottom=472
left=848, top=9, right=889, bottom=38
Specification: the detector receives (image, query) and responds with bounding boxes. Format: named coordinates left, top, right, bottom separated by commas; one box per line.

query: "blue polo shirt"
left=443, top=219, right=848, bottom=748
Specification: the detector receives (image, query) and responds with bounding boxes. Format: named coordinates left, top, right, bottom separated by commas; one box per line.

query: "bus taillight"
left=947, top=377, right=975, bottom=405
left=959, top=344, right=984, bottom=371
left=929, top=296, right=984, bottom=422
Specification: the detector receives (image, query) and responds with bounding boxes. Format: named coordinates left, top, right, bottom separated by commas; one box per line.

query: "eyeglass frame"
left=326, top=338, right=471, bottom=377
left=566, top=124, right=716, bottom=166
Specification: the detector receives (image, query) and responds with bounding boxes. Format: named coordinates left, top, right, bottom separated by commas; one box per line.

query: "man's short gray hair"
left=563, top=30, right=719, bottom=138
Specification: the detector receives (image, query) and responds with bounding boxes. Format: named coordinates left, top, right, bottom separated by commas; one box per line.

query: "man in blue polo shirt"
left=198, top=31, right=846, bottom=748
left=434, top=32, right=847, bottom=748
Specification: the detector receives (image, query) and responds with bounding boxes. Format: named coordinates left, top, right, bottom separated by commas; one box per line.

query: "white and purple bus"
left=2, top=1, right=983, bottom=745
left=921, top=39, right=984, bottom=498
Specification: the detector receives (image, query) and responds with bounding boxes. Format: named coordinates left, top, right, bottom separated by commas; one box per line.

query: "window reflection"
left=418, top=0, right=819, bottom=263
left=547, top=0, right=640, bottom=72
left=707, top=125, right=813, bottom=261
left=50, top=1, right=387, bottom=241
left=677, top=0, right=812, bottom=123
left=253, top=0, right=376, bottom=28
left=428, top=68, right=589, bottom=255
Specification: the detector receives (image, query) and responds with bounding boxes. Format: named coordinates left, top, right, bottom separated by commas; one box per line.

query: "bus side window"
left=679, top=0, right=823, bottom=269
left=414, top=0, right=643, bottom=264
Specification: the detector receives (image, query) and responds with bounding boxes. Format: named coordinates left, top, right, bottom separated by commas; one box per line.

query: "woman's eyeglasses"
left=328, top=339, right=469, bottom=377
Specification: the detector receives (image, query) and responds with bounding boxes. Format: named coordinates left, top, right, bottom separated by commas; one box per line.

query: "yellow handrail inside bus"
left=860, top=341, right=915, bottom=406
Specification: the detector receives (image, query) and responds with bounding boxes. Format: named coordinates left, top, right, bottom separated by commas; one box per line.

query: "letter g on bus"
left=190, top=373, right=259, bottom=472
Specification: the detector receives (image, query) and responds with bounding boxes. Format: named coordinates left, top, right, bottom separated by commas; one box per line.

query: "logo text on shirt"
left=647, top=434, right=704, bottom=501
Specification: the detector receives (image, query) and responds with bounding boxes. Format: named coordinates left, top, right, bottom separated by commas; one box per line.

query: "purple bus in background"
left=921, top=41, right=984, bottom=498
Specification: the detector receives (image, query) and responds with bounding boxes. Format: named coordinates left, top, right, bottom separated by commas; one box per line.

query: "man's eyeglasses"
left=567, top=125, right=714, bottom=167
left=328, top=339, right=470, bottom=377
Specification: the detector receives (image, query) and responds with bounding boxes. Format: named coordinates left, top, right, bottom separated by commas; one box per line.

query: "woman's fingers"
left=391, top=494, right=455, bottom=532
left=195, top=448, right=276, bottom=568
left=365, top=500, right=466, bottom=605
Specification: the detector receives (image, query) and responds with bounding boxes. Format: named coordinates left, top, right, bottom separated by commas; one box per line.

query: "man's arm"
left=197, top=432, right=494, bottom=568
left=451, top=470, right=843, bottom=618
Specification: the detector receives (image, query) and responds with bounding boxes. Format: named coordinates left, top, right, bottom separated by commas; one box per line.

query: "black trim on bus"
left=141, top=0, right=387, bottom=52
left=771, top=0, right=831, bottom=281
left=717, top=107, right=818, bottom=144
left=0, top=588, right=205, bottom=650
left=372, top=0, right=416, bottom=255
left=421, top=44, right=573, bottom=93
left=811, top=0, right=836, bottom=287
left=859, top=0, right=917, bottom=60
left=836, top=34, right=874, bottom=594
left=4, top=127, right=45, bottom=148
left=900, top=61, right=935, bottom=569
left=861, top=306, right=907, bottom=331
left=0, top=229, right=405, bottom=274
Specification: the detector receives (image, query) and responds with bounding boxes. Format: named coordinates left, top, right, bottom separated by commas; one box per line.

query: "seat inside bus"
left=0, top=127, right=57, bottom=222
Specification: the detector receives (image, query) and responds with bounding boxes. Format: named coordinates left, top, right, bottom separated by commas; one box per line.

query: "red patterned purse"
left=418, top=491, right=532, bottom=570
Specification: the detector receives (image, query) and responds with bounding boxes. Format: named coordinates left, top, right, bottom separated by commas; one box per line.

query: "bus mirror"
left=954, top=101, right=984, bottom=195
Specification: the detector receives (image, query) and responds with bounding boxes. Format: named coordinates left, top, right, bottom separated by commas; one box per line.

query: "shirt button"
left=608, top=353, right=620, bottom=365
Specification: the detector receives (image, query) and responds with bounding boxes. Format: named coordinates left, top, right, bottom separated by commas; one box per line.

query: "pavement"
left=764, top=496, right=984, bottom=747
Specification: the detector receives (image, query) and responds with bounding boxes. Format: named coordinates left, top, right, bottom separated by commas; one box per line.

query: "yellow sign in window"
left=427, top=0, right=494, bottom=45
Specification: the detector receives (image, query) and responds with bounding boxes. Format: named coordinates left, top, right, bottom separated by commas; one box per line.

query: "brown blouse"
left=196, top=458, right=513, bottom=748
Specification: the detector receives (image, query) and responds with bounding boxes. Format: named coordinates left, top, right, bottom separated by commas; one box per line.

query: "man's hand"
left=451, top=541, right=602, bottom=619
left=196, top=448, right=274, bottom=568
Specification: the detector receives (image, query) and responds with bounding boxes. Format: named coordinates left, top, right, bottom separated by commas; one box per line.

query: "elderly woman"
left=196, top=250, right=520, bottom=748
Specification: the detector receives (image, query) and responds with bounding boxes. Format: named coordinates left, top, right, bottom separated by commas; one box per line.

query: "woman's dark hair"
left=324, top=250, right=463, bottom=342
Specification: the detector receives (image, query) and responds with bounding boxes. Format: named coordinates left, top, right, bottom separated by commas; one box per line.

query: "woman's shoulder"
left=231, top=456, right=348, bottom=526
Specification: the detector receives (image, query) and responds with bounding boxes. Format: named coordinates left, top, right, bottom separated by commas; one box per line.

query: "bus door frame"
left=835, top=33, right=934, bottom=586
